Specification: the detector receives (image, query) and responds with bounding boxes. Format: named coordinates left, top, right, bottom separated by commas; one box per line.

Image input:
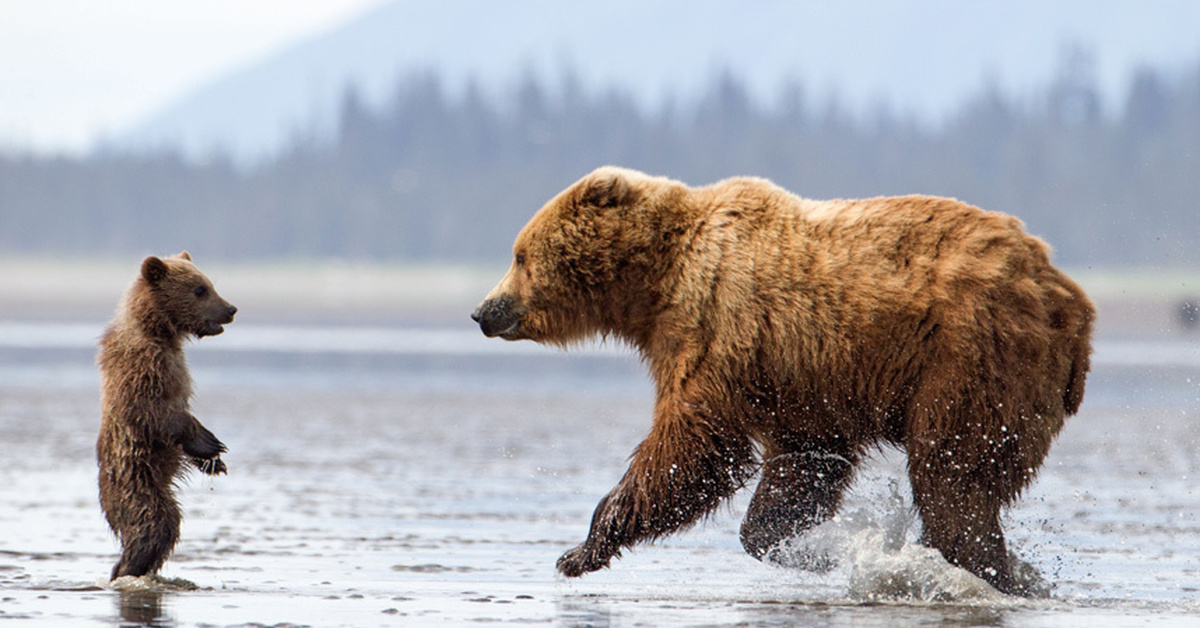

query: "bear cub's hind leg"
left=740, top=451, right=855, bottom=567
left=111, top=505, right=182, bottom=580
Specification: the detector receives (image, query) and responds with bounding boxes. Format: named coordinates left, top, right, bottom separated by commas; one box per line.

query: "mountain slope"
left=109, top=0, right=1200, bottom=163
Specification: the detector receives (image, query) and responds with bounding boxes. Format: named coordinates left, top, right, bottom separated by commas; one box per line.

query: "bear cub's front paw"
left=182, top=428, right=227, bottom=460
left=194, top=456, right=227, bottom=475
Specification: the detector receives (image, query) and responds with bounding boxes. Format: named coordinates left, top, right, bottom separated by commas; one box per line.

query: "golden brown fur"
left=473, top=167, right=1094, bottom=595
left=97, top=251, right=237, bottom=580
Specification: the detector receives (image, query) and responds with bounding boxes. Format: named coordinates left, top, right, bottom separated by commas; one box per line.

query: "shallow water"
left=0, top=322, right=1198, bottom=626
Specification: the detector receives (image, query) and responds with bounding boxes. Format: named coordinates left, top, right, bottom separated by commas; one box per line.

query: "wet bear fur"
left=473, top=167, right=1094, bottom=595
left=97, top=251, right=237, bottom=580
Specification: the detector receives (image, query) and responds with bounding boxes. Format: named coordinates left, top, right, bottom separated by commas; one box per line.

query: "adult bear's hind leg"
left=910, top=467, right=1016, bottom=595
left=739, top=451, right=856, bottom=565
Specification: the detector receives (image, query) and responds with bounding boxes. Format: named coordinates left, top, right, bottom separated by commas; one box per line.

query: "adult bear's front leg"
left=739, top=451, right=856, bottom=564
left=557, top=397, right=756, bottom=577
left=556, top=488, right=632, bottom=577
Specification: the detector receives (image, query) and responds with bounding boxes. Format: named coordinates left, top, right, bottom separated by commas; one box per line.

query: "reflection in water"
left=117, top=589, right=172, bottom=628
left=558, top=598, right=614, bottom=628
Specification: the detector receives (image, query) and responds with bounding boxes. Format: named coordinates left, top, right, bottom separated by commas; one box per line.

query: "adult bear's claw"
left=556, top=543, right=612, bottom=577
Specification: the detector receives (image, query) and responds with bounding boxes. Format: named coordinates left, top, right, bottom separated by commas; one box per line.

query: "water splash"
left=106, top=574, right=200, bottom=592
left=846, top=533, right=1004, bottom=603
left=762, top=477, right=1049, bottom=604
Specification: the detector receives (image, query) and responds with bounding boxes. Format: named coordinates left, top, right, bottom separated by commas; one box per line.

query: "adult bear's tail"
left=1057, top=279, right=1095, bottom=417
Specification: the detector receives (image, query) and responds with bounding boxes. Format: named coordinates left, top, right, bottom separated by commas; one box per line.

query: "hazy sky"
left=5, top=0, right=1200, bottom=158
left=0, top=0, right=384, bottom=154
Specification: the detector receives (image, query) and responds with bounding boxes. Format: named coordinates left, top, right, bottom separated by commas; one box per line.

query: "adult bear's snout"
left=472, top=296, right=521, bottom=338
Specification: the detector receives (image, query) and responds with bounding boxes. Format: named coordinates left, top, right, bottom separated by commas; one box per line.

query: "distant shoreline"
left=1, top=259, right=1196, bottom=338
left=0, top=258, right=506, bottom=326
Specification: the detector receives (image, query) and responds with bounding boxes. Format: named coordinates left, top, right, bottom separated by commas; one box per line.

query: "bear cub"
left=97, top=251, right=237, bottom=580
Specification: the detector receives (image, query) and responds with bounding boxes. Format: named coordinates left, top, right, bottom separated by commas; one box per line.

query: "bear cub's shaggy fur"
left=97, top=251, right=236, bottom=580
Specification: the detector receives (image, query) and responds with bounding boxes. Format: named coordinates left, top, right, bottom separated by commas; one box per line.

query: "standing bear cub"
left=97, top=251, right=237, bottom=580
left=473, top=167, right=1094, bottom=595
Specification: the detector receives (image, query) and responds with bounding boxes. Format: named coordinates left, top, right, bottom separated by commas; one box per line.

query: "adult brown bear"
left=472, top=167, right=1094, bottom=595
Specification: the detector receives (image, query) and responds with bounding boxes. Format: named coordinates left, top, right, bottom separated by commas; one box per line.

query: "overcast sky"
left=4, top=1, right=1200, bottom=158
left=0, top=0, right=384, bottom=154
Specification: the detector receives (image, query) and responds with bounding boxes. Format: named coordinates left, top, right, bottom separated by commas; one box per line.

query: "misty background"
left=6, top=5, right=1200, bottom=625
left=1, top=1, right=1199, bottom=271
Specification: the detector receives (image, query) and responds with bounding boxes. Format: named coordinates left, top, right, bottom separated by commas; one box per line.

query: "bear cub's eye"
left=193, top=285, right=208, bottom=299
left=515, top=252, right=527, bottom=267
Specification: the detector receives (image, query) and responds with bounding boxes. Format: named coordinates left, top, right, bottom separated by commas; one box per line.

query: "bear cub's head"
left=473, top=166, right=686, bottom=346
left=138, top=251, right=237, bottom=338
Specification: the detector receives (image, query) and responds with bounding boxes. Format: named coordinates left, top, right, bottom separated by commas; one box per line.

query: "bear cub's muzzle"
left=472, top=296, right=521, bottom=339
left=200, top=303, right=238, bottom=337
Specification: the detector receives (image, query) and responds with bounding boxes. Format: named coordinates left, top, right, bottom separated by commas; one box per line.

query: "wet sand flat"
left=0, top=322, right=1199, bottom=625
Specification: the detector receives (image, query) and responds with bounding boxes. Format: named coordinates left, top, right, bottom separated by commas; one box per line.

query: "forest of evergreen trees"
left=2, top=52, right=1198, bottom=268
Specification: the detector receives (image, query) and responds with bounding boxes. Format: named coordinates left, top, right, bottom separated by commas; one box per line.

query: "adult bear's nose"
left=472, top=296, right=520, bottom=338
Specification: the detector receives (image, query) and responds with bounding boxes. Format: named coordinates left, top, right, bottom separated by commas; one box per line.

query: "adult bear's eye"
left=515, top=252, right=526, bottom=267
left=194, top=285, right=208, bottom=299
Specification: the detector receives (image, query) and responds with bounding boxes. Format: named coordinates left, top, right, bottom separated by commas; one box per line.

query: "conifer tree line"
left=1, top=53, right=1198, bottom=267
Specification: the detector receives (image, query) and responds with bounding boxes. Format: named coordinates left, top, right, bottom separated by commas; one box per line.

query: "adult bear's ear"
left=141, top=256, right=169, bottom=284
left=176, top=250, right=192, bottom=261
left=579, top=167, right=636, bottom=208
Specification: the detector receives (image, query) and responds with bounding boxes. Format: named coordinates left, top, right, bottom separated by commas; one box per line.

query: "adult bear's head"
left=472, top=166, right=689, bottom=347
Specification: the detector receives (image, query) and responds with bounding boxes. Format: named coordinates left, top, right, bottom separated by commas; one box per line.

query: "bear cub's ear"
left=580, top=167, right=636, bottom=209
left=141, top=256, right=169, bottom=284
left=176, top=250, right=192, bottom=261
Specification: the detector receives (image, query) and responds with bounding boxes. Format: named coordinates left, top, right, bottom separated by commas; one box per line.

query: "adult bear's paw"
left=556, top=542, right=613, bottom=577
